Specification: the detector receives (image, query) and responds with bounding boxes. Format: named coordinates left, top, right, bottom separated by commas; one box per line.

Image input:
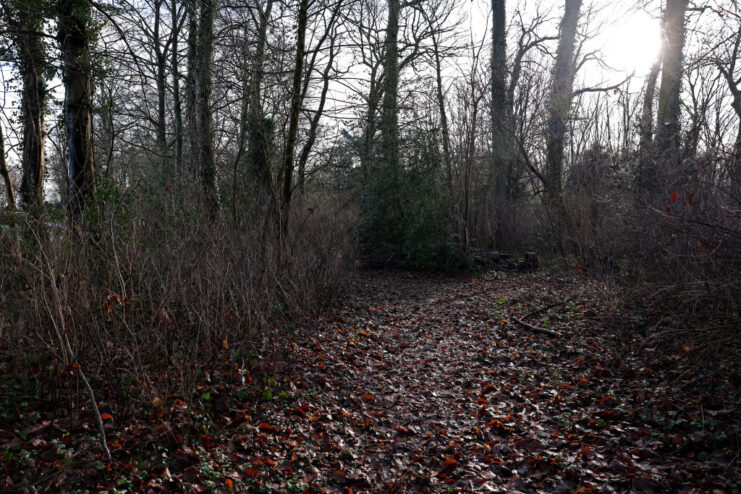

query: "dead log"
left=512, top=316, right=563, bottom=337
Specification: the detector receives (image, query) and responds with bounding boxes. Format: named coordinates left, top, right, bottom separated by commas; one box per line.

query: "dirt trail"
left=260, top=271, right=737, bottom=492
left=6, top=270, right=737, bottom=493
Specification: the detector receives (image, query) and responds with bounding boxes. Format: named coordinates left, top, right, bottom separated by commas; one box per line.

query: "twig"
left=30, top=223, right=112, bottom=461
left=521, top=300, right=569, bottom=320
left=512, top=316, right=563, bottom=337
left=47, top=264, right=112, bottom=462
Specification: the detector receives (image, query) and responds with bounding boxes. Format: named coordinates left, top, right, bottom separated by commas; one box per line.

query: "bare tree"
left=381, top=0, right=402, bottom=178
left=59, top=0, right=96, bottom=214
left=246, top=0, right=275, bottom=193
left=296, top=0, right=346, bottom=194
left=544, top=0, right=581, bottom=244
left=637, top=58, right=661, bottom=189
left=656, top=0, right=690, bottom=175
left=716, top=19, right=741, bottom=198
left=491, top=0, right=510, bottom=245
left=280, top=0, right=310, bottom=227
left=171, top=0, right=185, bottom=176
left=1, top=0, right=47, bottom=208
left=195, top=0, right=219, bottom=213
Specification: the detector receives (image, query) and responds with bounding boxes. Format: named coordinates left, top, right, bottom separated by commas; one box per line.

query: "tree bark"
left=490, top=0, right=511, bottom=246
left=544, top=0, right=581, bottom=247
left=246, top=0, right=274, bottom=192
left=656, top=0, right=689, bottom=178
left=195, top=0, right=218, bottom=213
left=545, top=0, right=581, bottom=198
left=171, top=0, right=184, bottom=177
left=59, top=0, right=96, bottom=215
left=381, top=0, right=400, bottom=178
left=637, top=59, right=661, bottom=190
left=430, top=31, right=452, bottom=202
left=154, top=0, right=169, bottom=179
left=281, top=0, right=309, bottom=229
left=185, top=0, right=199, bottom=174
left=0, top=124, right=16, bottom=210
left=2, top=3, right=47, bottom=209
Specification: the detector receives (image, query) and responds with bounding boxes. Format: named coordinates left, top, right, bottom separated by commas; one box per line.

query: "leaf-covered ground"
left=2, top=270, right=740, bottom=492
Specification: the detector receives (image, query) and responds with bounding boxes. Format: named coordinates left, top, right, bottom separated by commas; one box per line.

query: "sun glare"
left=601, top=14, right=662, bottom=75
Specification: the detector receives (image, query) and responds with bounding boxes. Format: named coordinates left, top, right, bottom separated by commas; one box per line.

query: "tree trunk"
left=195, top=0, right=218, bottom=213
left=5, top=6, right=47, bottom=209
left=154, top=0, right=169, bottom=180
left=544, top=0, right=581, bottom=247
left=733, top=118, right=741, bottom=198
left=296, top=0, right=344, bottom=195
left=280, top=0, right=309, bottom=229
left=716, top=28, right=741, bottom=201
left=232, top=48, right=251, bottom=222
left=637, top=59, right=661, bottom=190
left=185, top=0, right=199, bottom=174
left=431, top=37, right=452, bottom=202
left=246, top=0, right=274, bottom=193
left=656, top=0, right=689, bottom=178
left=545, top=0, right=581, bottom=198
left=297, top=34, right=338, bottom=195
left=490, top=0, right=510, bottom=246
left=59, top=0, right=96, bottom=215
left=171, top=0, right=184, bottom=177
left=361, top=72, right=382, bottom=178
left=0, top=124, right=16, bottom=210
left=381, top=0, right=400, bottom=178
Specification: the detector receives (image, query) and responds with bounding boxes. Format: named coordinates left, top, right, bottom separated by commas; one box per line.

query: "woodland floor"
left=1, top=269, right=740, bottom=493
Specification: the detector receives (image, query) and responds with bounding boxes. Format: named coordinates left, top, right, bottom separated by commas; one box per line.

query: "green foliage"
left=360, top=126, right=468, bottom=273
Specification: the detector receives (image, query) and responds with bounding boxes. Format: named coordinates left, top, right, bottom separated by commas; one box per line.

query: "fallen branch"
left=512, top=316, right=563, bottom=337
left=521, top=299, right=570, bottom=320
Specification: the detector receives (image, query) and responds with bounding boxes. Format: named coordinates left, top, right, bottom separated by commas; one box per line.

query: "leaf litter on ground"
left=1, top=269, right=739, bottom=492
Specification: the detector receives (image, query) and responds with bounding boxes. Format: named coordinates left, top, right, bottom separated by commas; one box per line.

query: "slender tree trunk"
left=6, top=8, right=48, bottom=210
left=0, top=125, right=16, bottom=210
left=59, top=0, right=96, bottom=215
left=733, top=118, right=741, bottom=198
left=232, top=52, right=250, bottom=222
left=491, top=0, right=510, bottom=246
left=545, top=0, right=581, bottom=198
left=361, top=72, right=382, bottom=178
left=297, top=35, right=337, bottom=195
left=656, top=0, right=689, bottom=178
left=185, top=0, right=199, bottom=174
left=295, top=0, right=343, bottom=195
left=281, top=0, right=309, bottom=230
left=381, top=0, right=400, bottom=177
left=432, top=40, right=452, bottom=201
left=638, top=59, right=661, bottom=190
left=19, top=37, right=46, bottom=209
left=154, top=0, right=169, bottom=179
left=171, top=0, right=184, bottom=177
left=717, top=30, right=741, bottom=201
left=544, top=0, right=581, bottom=247
left=195, top=0, right=218, bottom=213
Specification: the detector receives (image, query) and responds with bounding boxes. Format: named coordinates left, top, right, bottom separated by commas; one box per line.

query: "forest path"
left=252, top=270, right=736, bottom=492
left=35, top=270, right=735, bottom=492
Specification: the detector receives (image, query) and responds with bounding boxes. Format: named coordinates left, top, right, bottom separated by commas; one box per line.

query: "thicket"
left=0, top=184, right=349, bottom=406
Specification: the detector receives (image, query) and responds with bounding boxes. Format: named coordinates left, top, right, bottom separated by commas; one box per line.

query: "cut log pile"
left=471, top=251, right=539, bottom=272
